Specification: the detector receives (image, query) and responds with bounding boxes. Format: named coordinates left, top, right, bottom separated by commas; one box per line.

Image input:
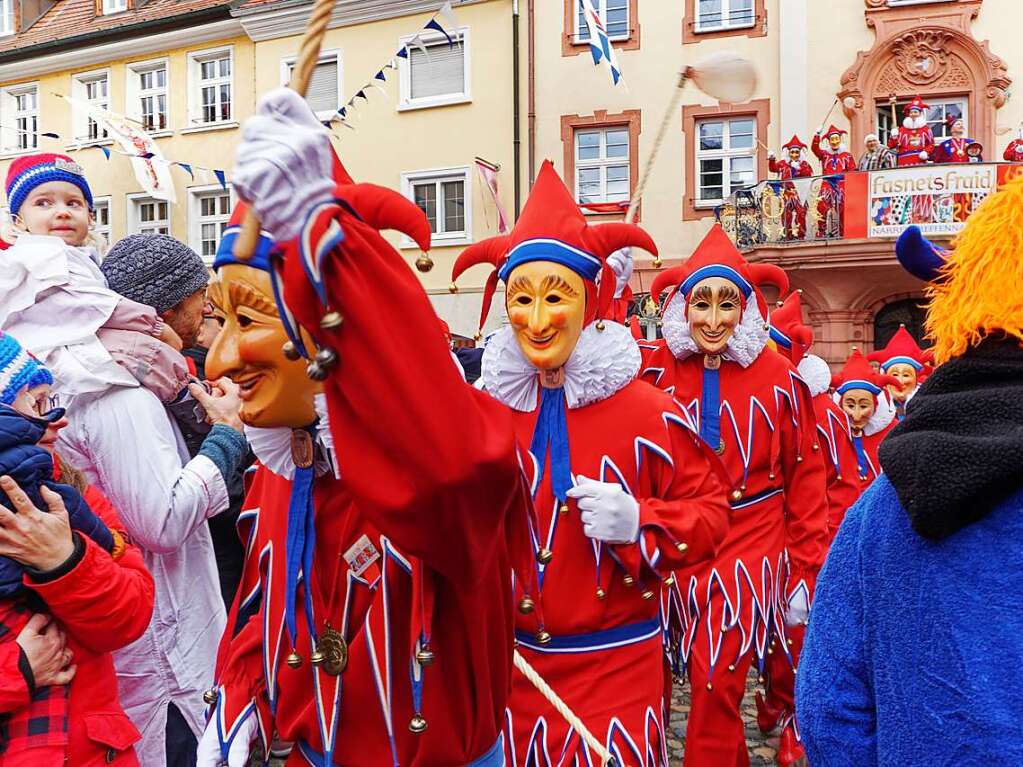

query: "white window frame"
left=127, top=193, right=171, bottom=236
left=71, top=68, right=111, bottom=144
left=102, top=0, right=128, bottom=14
left=0, top=0, right=15, bottom=36
left=398, top=27, right=471, bottom=112
left=694, top=116, right=757, bottom=206
left=0, top=83, right=40, bottom=155
left=400, top=166, right=472, bottom=247
left=188, top=184, right=236, bottom=263
left=126, top=58, right=170, bottom=135
left=92, top=195, right=112, bottom=250
left=694, top=0, right=756, bottom=33
left=573, top=0, right=630, bottom=44
left=574, top=126, right=631, bottom=207
left=186, top=46, right=235, bottom=130
left=280, top=49, right=342, bottom=122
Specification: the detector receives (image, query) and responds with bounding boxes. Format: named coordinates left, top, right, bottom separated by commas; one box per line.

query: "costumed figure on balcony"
left=1003, top=129, right=1023, bottom=162
left=768, top=136, right=813, bottom=241
left=832, top=348, right=898, bottom=487
left=810, top=126, right=855, bottom=238
left=887, top=97, right=935, bottom=167
left=637, top=225, right=829, bottom=767
left=868, top=325, right=933, bottom=422
left=195, top=88, right=539, bottom=767
left=451, top=161, right=732, bottom=767
left=931, top=118, right=977, bottom=164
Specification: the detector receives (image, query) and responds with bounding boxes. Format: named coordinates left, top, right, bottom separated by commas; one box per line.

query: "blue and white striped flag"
left=578, top=0, right=623, bottom=85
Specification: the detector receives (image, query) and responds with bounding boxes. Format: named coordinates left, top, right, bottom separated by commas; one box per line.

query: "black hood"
left=880, top=338, right=1023, bottom=541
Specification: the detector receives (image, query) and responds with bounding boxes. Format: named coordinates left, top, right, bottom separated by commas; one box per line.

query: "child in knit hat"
left=0, top=153, right=190, bottom=405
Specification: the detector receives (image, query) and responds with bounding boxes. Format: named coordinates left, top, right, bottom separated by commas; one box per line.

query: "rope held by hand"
left=513, top=649, right=618, bottom=767
left=233, top=0, right=336, bottom=259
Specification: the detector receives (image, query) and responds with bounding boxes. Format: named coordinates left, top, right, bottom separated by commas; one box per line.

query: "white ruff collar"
left=903, top=116, right=927, bottom=130
left=481, top=321, right=640, bottom=412
left=798, top=354, right=833, bottom=397
left=244, top=394, right=338, bottom=479
left=661, top=292, right=769, bottom=368
left=833, top=388, right=897, bottom=437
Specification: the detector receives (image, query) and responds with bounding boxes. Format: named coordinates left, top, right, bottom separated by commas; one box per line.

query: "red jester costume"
left=198, top=93, right=538, bottom=767
left=832, top=349, right=899, bottom=487
left=810, top=126, right=855, bottom=238
left=887, top=96, right=935, bottom=167
left=767, top=136, right=813, bottom=241
left=451, top=162, right=731, bottom=767
left=867, top=325, right=933, bottom=423
left=637, top=226, right=828, bottom=767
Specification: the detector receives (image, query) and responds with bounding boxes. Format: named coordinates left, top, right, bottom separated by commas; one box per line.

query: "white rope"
left=513, top=649, right=617, bottom=766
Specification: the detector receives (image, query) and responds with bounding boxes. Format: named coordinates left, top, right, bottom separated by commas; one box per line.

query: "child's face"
left=19, top=181, right=91, bottom=246
left=10, top=383, right=67, bottom=455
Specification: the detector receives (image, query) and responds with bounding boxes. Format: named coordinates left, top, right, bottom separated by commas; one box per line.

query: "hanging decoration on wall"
left=577, top=0, right=625, bottom=86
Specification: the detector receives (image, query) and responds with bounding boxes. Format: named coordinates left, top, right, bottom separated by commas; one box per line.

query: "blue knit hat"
left=0, top=332, right=53, bottom=407
left=5, top=153, right=94, bottom=217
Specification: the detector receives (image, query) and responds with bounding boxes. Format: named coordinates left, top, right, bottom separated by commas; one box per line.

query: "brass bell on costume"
left=675, top=542, right=688, bottom=554
left=730, top=489, right=743, bottom=502
left=518, top=596, right=535, bottom=615
left=641, top=590, right=654, bottom=601
left=595, top=320, right=606, bottom=332
left=310, top=647, right=325, bottom=666
left=449, top=282, right=459, bottom=294
left=536, top=548, right=553, bottom=565
left=664, top=574, right=675, bottom=586
left=202, top=689, right=218, bottom=705
left=727, top=664, right=736, bottom=672
left=558, top=502, right=569, bottom=516
left=595, top=587, right=606, bottom=600
left=535, top=629, right=552, bottom=645
left=286, top=650, right=302, bottom=668
left=416, top=648, right=436, bottom=666
left=282, top=340, right=301, bottom=361
left=315, top=347, right=339, bottom=368
left=652, top=255, right=663, bottom=269
left=623, top=574, right=635, bottom=587
left=409, top=715, right=428, bottom=734
left=320, top=311, right=344, bottom=329
left=415, top=253, right=435, bottom=273
left=306, top=361, right=329, bottom=381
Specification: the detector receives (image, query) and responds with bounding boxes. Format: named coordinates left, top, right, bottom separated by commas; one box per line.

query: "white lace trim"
left=661, top=291, right=769, bottom=368
left=481, top=321, right=640, bottom=412
left=244, top=393, right=338, bottom=479
left=831, top=388, right=897, bottom=437
left=797, top=354, right=832, bottom=397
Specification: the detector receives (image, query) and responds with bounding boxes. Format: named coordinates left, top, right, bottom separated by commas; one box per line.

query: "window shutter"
left=304, top=59, right=339, bottom=114
left=409, top=43, right=464, bottom=100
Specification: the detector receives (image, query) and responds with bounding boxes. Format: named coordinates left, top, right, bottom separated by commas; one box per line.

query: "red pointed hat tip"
left=866, top=325, right=930, bottom=369
left=824, top=124, right=846, bottom=138
left=782, top=135, right=807, bottom=150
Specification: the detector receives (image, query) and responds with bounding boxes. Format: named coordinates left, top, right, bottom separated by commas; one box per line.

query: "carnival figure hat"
left=832, top=348, right=898, bottom=398
left=782, top=135, right=808, bottom=151
left=450, top=160, right=658, bottom=334
left=867, top=325, right=933, bottom=373
left=822, top=125, right=846, bottom=139
left=906, top=96, right=929, bottom=113
left=769, top=290, right=814, bottom=365
left=650, top=224, right=789, bottom=320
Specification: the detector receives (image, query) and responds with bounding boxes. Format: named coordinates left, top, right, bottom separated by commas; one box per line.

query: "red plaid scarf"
left=0, top=596, right=69, bottom=755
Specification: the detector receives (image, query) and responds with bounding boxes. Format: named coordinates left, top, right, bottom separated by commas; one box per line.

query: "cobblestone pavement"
left=666, top=669, right=779, bottom=766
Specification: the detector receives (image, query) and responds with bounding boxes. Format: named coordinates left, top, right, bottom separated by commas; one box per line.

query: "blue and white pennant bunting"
left=578, top=0, right=624, bottom=86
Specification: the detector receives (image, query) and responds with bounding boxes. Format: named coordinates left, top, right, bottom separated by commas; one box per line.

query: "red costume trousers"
left=762, top=625, right=804, bottom=731
left=682, top=613, right=757, bottom=767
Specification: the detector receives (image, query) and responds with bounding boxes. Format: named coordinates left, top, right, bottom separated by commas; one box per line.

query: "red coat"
left=810, top=136, right=856, bottom=174
left=639, top=341, right=828, bottom=673
left=932, top=137, right=976, bottom=164
left=1004, top=139, right=1023, bottom=162
left=888, top=125, right=935, bottom=166
left=0, top=482, right=154, bottom=767
left=210, top=202, right=536, bottom=766
left=768, top=157, right=813, bottom=182
left=811, top=395, right=862, bottom=543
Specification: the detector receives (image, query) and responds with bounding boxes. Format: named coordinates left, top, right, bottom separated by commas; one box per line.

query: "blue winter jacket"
left=796, top=340, right=1023, bottom=766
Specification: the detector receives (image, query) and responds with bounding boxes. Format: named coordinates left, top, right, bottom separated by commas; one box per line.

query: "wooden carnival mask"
left=840, top=388, right=876, bottom=432
left=206, top=263, right=321, bottom=428
left=506, top=261, right=587, bottom=372
left=885, top=362, right=918, bottom=404
left=687, top=277, right=743, bottom=356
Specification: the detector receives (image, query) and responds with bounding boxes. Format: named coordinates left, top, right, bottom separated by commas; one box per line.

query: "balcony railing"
left=715, top=161, right=1023, bottom=250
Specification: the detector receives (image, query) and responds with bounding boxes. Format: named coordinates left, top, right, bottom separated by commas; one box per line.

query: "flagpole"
left=234, top=0, right=337, bottom=260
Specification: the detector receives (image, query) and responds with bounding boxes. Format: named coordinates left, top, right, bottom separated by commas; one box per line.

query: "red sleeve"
left=209, top=613, right=270, bottom=754
left=887, top=132, right=899, bottom=150
left=768, top=157, right=781, bottom=174
left=277, top=203, right=531, bottom=586
left=1004, top=142, right=1018, bottom=161
left=778, top=381, right=829, bottom=592
left=0, top=640, right=31, bottom=713
left=810, top=134, right=825, bottom=162
left=923, top=128, right=935, bottom=154
left=26, top=532, right=154, bottom=655
left=800, top=161, right=814, bottom=177
left=611, top=414, right=730, bottom=580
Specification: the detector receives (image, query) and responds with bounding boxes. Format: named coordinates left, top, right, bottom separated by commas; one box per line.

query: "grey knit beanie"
left=101, top=234, right=209, bottom=314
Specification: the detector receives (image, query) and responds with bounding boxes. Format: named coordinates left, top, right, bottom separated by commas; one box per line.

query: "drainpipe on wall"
left=512, top=0, right=522, bottom=219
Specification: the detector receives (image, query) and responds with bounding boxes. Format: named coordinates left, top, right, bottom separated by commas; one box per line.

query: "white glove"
left=232, top=87, right=336, bottom=243
left=606, top=247, right=633, bottom=299
left=890, top=128, right=900, bottom=138
left=767, top=151, right=776, bottom=160
left=196, top=711, right=257, bottom=767
left=566, top=475, right=640, bottom=544
left=784, top=589, right=809, bottom=627
left=918, top=151, right=929, bottom=160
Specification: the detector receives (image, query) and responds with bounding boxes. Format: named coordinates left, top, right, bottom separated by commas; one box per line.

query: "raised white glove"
left=605, top=247, right=633, bottom=299
left=890, top=128, right=900, bottom=138
left=232, top=87, right=337, bottom=243
left=566, top=475, right=640, bottom=544
left=767, top=151, right=776, bottom=160
left=785, top=589, right=809, bottom=627
left=918, top=151, right=929, bottom=160
left=196, top=711, right=257, bottom=767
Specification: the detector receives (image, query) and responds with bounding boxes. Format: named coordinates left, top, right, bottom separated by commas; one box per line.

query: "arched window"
left=873, top=298, right=927, bottom=351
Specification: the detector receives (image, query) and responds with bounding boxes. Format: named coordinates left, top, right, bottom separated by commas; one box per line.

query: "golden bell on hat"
left=286, top=650, right=302, bottom=668
left=409, top=714, right=428, bottom=734
left=415, top=253, right=434, bottom=273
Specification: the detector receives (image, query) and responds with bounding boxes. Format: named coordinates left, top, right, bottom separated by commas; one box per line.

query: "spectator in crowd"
left=0, top=330, right=155, bottom=766
left=857, top=133, right=896, bottom=171
left=796, top=174, right=1023, bottom=766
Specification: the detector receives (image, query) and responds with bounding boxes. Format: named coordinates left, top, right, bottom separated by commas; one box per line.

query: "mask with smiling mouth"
left=832, top=348, right=900, bottom=436
left=867, top=324, right=933, bottom=406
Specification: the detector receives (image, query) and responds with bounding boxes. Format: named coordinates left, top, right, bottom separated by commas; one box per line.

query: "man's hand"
left=189, top=379, right=244, bottom=433
left=0, top=479, right=75, bottom=572
left=16, top=614, right=75, bottom=688
left=196, top=708, right=257, bottom=767
left=232, top=87, right=337, bottom=243
left=566, top=476, right=640, bottom=544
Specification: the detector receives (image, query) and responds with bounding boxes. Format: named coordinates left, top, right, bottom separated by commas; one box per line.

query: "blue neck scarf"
left=529, top=387, right=573, bottom=503
left=700, top=366, right=722, bottom=451
left=284, top=428, right=319, bottom=652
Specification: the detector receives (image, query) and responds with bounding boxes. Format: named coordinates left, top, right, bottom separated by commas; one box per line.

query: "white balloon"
left=689, top=52, right=758, bottom=104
